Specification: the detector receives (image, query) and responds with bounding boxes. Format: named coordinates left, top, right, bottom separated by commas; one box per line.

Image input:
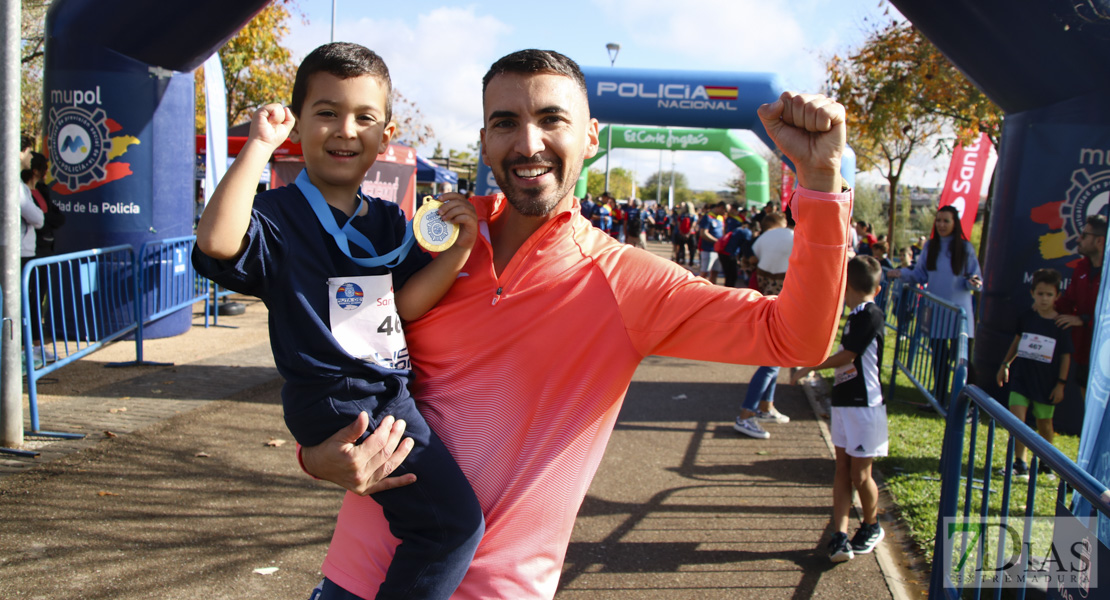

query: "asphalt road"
left=0, top=240, right=914, bottom=599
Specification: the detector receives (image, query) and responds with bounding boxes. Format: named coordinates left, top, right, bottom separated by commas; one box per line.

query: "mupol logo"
left=596, top=81, right=738, bottom=112
left=47, top=101, right=112, bottom=192
left=61, top=134, right=87, bottom=154
left=50, top=86, right=102, bottom=108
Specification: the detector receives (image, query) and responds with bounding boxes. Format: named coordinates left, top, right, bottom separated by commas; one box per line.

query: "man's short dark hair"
left=1086, top=215, right=1108, bottom=238
left=20, top=135, right=34, bottom=152
left=290, top=42, right=392, bottom=121
left=847, top=255, right=882, bottom=295
left=482, top=49, right=587, bottom=98
left=1030, top=268, right=1062, bottom=292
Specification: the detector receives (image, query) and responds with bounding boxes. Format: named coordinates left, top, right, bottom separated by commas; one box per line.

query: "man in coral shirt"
left=301, top=49, right=853, bottom=599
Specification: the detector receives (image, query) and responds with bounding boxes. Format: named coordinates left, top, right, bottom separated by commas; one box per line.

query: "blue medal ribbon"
left=296, top=169, right=415, bottom=268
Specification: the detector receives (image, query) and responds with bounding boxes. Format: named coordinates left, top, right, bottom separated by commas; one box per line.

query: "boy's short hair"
left=847, top=255, right=882, bottom=295
left=1030, top=268, right=1062, bottom=292
left=290, top=42, right=392, bottom=122
left=871, top=241, right=888, bottom=255
left=482, top=49, right=587, bottom=99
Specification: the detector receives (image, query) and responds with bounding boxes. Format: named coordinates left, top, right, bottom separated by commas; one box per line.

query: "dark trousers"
left=720, top=254, right=738, bottom=288
left=673, top=234, right=689, bottom=264
left=291, top=382, right=484, bottom=600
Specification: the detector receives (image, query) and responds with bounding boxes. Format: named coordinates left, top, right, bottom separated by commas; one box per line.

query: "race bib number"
left=328, top=275, right=410, bottom=370
left=834, top=363, right=859, bottom=386
left=1016, top=333, right=1055, bottom=364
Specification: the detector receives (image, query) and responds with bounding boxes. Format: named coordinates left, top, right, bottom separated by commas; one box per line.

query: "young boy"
left=996, top=268, right=1072, bottom=480
left=792, top=255, right=887, bottom=563
left=193, top=42, right=482, bottom=599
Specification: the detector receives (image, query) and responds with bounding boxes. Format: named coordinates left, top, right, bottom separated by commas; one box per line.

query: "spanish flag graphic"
left=705, top=86, right=739, bottom=100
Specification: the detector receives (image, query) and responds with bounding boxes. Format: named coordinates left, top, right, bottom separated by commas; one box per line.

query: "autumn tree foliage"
left=20, top=0, right=51, bottom=141
left=195, top=1, right=298, bottom=133
left=827, top=18, right=1003, bottom=244
left=390, top=89, right=435, bottom=148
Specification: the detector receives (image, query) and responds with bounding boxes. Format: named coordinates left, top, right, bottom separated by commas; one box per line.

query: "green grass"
left=815, top=317, right=1080, bottom=561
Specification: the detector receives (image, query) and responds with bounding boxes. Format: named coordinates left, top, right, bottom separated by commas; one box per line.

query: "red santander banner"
left=938, top=132, right=994, bottom=239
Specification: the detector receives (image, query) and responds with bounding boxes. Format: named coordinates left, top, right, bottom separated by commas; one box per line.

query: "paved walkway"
left=0, top=240, right=919, bottom=599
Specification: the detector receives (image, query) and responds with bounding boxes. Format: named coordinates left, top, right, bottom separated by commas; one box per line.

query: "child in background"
left=792, top=255, right=887, bottom=563
left=996, top=268, right=1072, bottom=480
left=193, top=42, right=483, bottom=599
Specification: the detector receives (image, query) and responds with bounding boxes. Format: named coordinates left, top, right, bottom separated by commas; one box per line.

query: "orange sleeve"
left=601, top=187, right=852, bottom=368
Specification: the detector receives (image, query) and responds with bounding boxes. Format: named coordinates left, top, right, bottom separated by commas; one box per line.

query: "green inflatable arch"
left=577, top=126, right=768, bottom=208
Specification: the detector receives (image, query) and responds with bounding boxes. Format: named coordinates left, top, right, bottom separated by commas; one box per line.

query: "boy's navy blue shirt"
left=1009, top=309, right=1073, bottom=403
left=192, top=184, right=431, bottom=445
left=831, top=301, right=885, bottom=408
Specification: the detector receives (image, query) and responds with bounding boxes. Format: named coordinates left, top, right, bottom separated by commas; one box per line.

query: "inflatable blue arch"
left=42, top=0, right=271, bottom=336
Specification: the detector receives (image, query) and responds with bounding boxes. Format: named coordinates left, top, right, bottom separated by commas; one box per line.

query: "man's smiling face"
left=480, top=72, right=599, bottom=217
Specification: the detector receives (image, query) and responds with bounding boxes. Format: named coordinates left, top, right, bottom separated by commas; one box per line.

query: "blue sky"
left=282, top=0, right=940, bottom=190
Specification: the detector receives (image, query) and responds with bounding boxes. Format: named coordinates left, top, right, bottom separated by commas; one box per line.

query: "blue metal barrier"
left=930, top=385, right=1110, bottom=599
left=109, top=236, right=209, bottom=366
left=877, top=276, right=910, bottom=332
left=19, top=245, right=137, bottom=437
left=209, top=283, right=239, bottom=328
left=3, top=237, right=230, bottom=457
left=889, top=285, right=969, bottom=416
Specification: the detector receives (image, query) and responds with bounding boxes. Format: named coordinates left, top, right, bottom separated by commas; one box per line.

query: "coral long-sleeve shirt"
left=321, top=187, right=852, bottom=599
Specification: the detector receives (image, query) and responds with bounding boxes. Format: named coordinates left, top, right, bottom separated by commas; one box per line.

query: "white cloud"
left=286, top=7, right=511, bottom=155
left=591, top=0, right=825, bottom=90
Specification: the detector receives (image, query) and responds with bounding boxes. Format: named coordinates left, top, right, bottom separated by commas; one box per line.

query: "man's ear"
left=479, top=128, right=490, bottom=166
left=584, top=118, right=600, bottom=159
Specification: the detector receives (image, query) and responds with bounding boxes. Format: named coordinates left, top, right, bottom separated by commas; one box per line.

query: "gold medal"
left=413, top=196, right=459, bottom=252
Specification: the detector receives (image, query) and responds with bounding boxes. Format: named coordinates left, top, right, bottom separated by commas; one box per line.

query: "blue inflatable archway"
left=43, top=0, right=270, bottom=337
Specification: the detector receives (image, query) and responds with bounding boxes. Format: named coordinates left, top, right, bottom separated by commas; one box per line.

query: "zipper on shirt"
left=488, top=211, right=572, bottom=307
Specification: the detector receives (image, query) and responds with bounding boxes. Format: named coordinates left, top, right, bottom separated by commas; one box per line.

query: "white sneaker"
left=755, top=408, right=790, bottom=423
left=733, top=417, right=770, bottom=439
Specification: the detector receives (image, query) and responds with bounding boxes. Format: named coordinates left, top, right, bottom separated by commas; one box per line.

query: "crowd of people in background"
left=18, top=134, right=66, bottom=368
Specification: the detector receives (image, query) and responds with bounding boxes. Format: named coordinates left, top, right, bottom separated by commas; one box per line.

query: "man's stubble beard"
left=498, top=159, right=583, bottom=218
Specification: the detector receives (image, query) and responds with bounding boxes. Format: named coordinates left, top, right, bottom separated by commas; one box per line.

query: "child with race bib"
left=996, top=268, right=1073, bottom=481
left=193, top=42, right=482, bottom=600
left=792, top=255, right=888, bottom=563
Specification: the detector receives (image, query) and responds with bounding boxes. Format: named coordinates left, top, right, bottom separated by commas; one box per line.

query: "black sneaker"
left=850, top=522, right=885, bottom=554
left=1012, top=459, right=1029, bottom=480
left=1037, top=461, right=1055, bottom=480
left=828, top=531, right=854, bottom=563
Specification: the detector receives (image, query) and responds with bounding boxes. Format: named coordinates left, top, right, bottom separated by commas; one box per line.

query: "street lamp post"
left=603, top=43, right=620, bottom=193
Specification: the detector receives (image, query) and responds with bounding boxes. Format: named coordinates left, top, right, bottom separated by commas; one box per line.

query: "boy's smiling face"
left=291, top=72, right=395, bottom=205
